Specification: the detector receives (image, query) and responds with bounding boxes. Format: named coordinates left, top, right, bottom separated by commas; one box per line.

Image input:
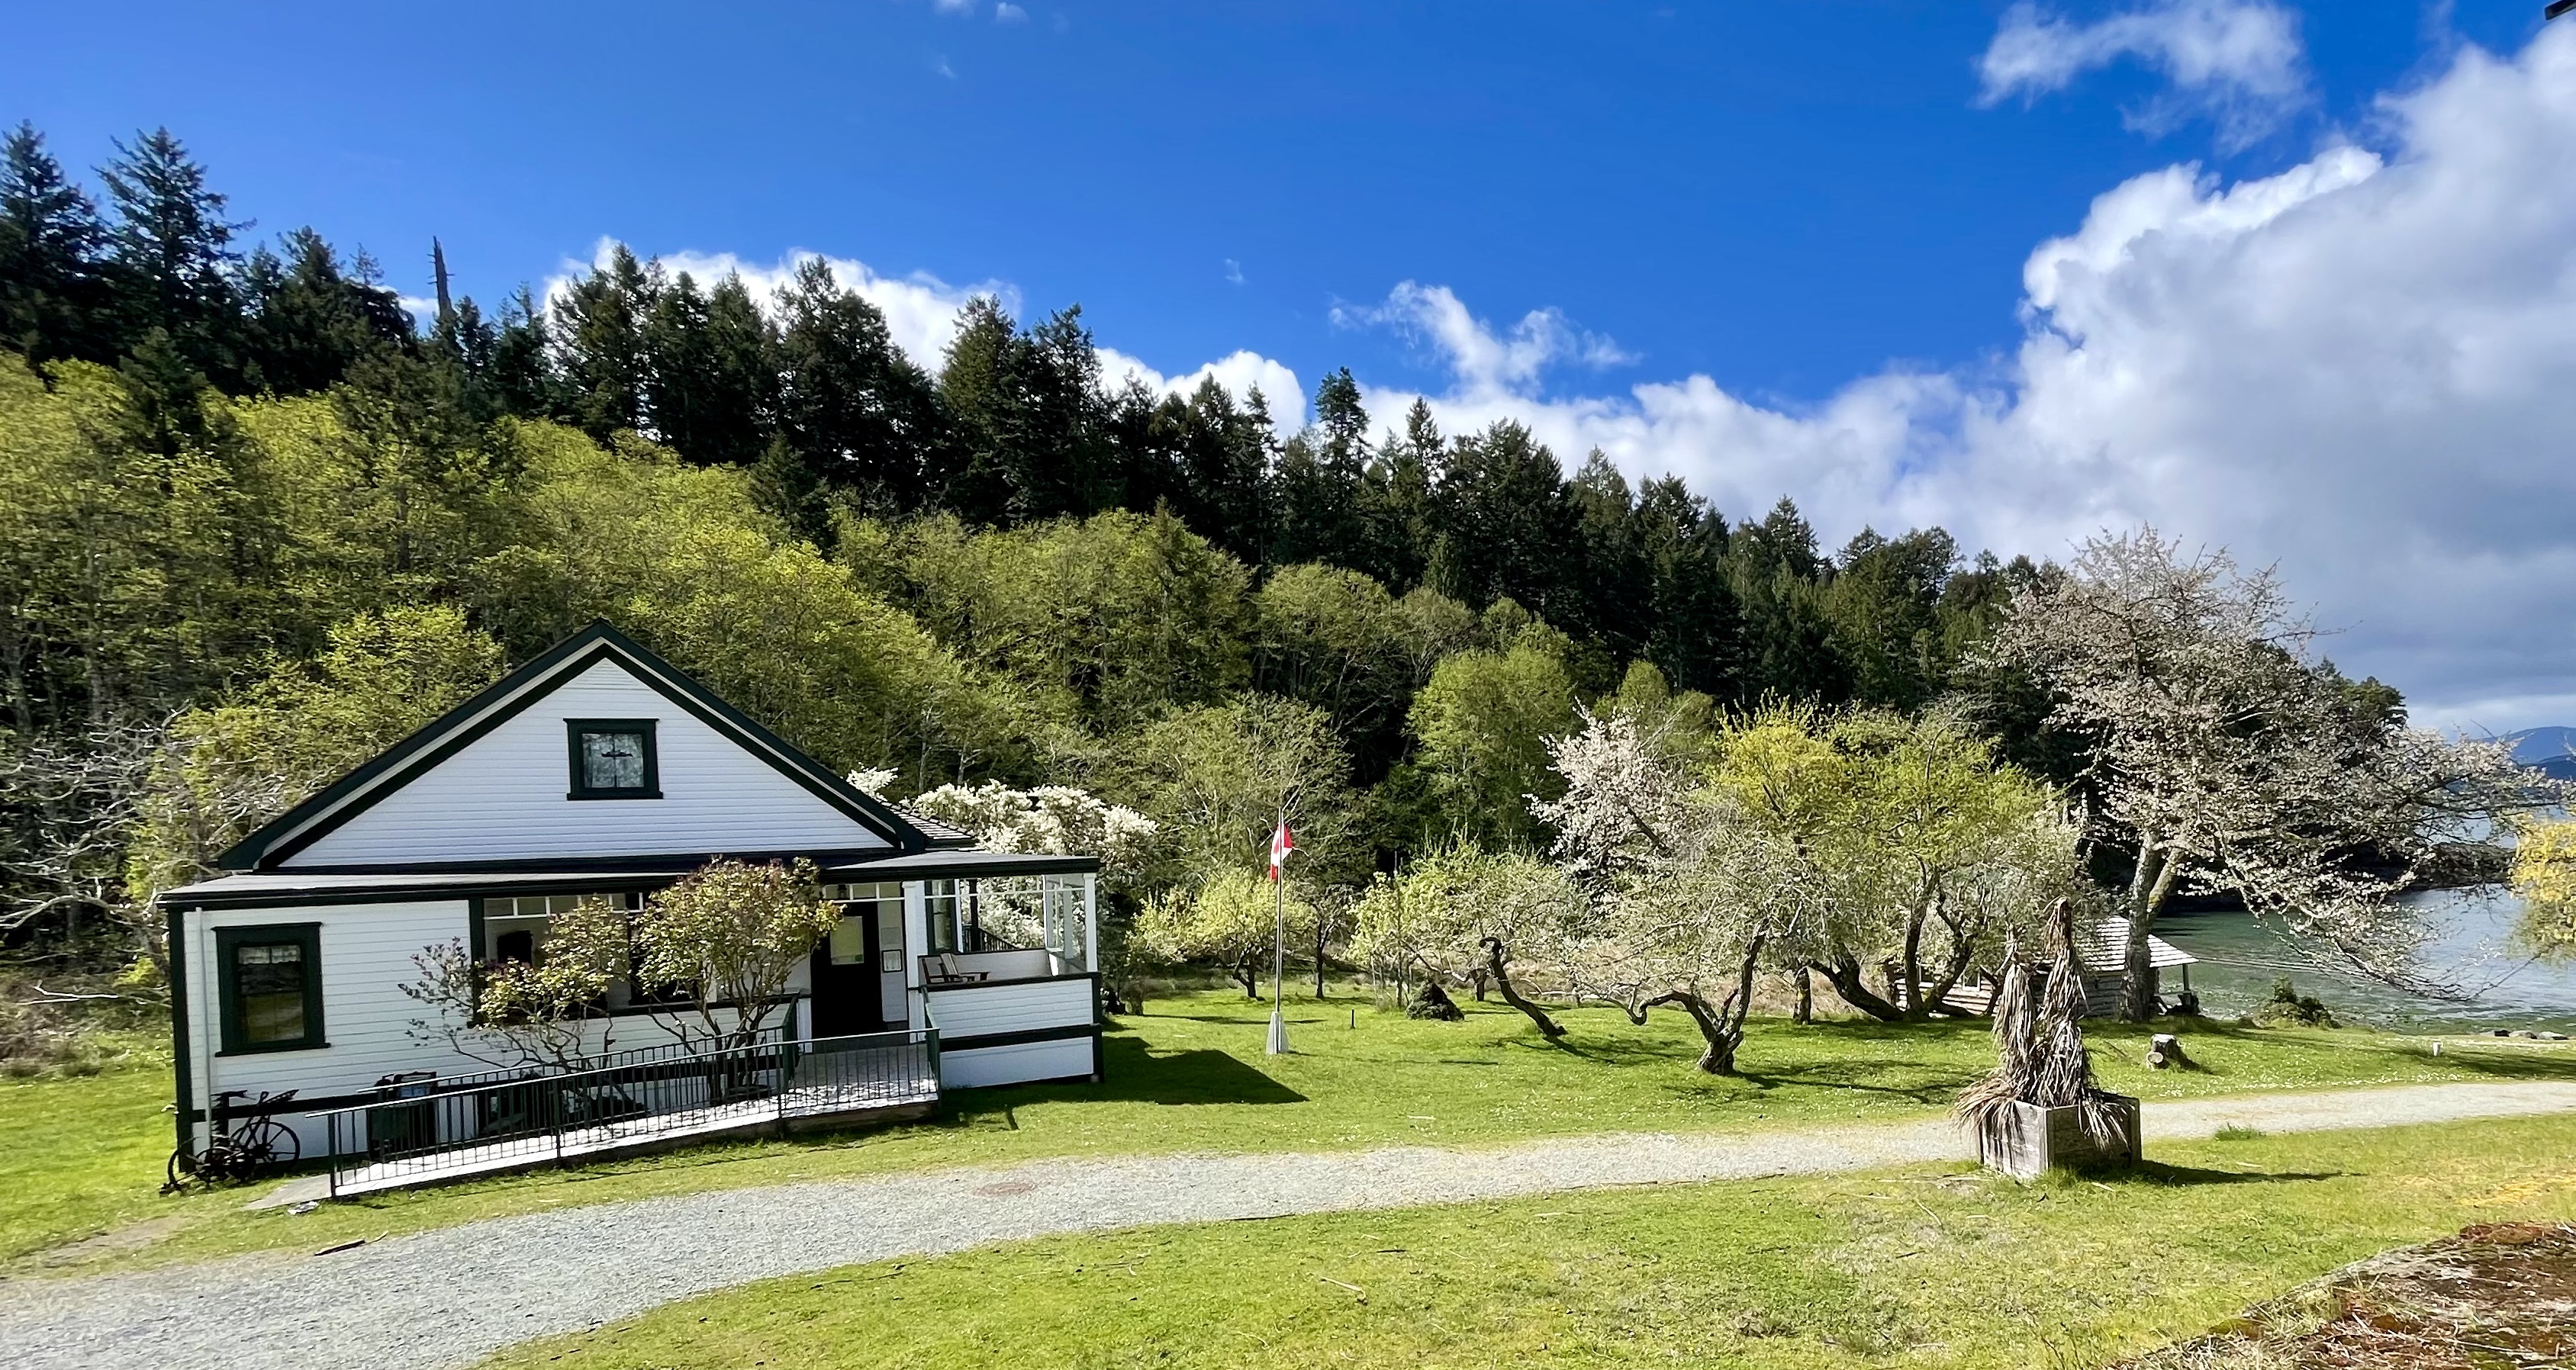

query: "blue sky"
left=14, top=2, right=2576, bottom=727
left=9, top=1, right=2542, bottom=401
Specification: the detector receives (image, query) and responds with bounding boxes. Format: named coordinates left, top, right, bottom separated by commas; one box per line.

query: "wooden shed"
left=1937, top=917, right=2198, bottom=1018
left=2071, top=917, right=2198, bottom=1017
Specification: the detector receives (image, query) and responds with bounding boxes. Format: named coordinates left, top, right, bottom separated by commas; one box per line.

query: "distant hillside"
left=2504, top=727, right=2576, bottom=780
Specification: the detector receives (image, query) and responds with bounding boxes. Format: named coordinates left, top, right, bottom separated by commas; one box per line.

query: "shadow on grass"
left=2117, top=1160, right=2348, bottom=1187
left=1084, top=1036, right=1309, bottom=1106
left=1733, top=1067, right=1976, bottom=1107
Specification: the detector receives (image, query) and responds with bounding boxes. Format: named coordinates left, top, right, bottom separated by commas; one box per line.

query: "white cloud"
left=994, top=2, right=1027, bottom=21
left=1100, top=346, right=1306, bottom=431
left=549, top=241, right=1013, bottom=371
left=1977, top=0, right=2308, bottom=142
left=1224, top=258, right=1245, bottom=285
left=932, top=0, right=974, bottom=13
left=1331, top=281, right=1636, bottom=399
left=933, top=56, right=956, bottom=79
left=1338, top=25, right=2576, bottom=730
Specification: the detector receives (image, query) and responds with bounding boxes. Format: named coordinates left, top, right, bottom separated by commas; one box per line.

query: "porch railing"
left=315, top=1028, right=939, bottom=1197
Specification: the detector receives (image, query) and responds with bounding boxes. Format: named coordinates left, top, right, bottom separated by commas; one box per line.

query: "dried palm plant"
left=1956, top=898, right=2128, bottom=1146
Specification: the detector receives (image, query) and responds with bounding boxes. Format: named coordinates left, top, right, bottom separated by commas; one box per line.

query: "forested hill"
left=0, top=121, right=2081, bottom=885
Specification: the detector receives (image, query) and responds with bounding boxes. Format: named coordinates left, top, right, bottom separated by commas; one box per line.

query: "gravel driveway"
left=5, top=1080, right=2573, bottom=1370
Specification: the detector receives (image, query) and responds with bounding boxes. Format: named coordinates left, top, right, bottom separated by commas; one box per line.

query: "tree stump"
left=2146, top=1032, right=2190, bottom=1070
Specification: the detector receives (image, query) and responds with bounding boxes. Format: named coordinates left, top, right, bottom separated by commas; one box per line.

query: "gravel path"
left=5, top=1079, right=2574, bottom=1370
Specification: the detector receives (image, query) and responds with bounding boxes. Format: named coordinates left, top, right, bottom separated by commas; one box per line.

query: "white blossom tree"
left=883, top=777, right=1158, bottom=890
left=1569, top=785, right=1823, bottom=1074
left=1984, top=528, right=2554, bottom=1018
left=1531, top=707, right=1821, bottom=1073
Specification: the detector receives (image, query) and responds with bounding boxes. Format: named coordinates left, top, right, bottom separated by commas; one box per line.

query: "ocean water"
left=2155, top=890, right=2576, bottom=1034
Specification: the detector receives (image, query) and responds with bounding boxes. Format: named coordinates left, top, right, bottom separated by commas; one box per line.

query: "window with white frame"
left=823, top=882, right=905, bottom=974
left=923, top=880, right=961, bottom=954
left=478, top=892, right=643, bottom=965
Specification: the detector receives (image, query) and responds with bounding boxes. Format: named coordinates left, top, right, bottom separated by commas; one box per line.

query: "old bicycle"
left=165, top=1088, right=301, bottom=1191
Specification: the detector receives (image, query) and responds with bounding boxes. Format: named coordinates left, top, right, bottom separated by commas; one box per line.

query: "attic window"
left=567, top=720, right=660, bottom=799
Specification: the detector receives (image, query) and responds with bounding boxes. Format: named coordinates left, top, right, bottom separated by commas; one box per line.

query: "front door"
left=809, top=910, right=881, bottom=1037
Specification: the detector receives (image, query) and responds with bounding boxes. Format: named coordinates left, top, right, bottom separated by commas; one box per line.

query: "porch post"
left=903, top=881, right=929, bottom=1031
left=1082, top=873, right=1099, bottom=976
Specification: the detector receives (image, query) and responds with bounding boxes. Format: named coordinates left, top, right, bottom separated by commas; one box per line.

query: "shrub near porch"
left=14, top=992, right=2576, bottom=1272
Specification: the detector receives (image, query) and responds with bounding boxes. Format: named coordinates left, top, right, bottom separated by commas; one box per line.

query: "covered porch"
left=808, top=854, right=1106, bottom=1089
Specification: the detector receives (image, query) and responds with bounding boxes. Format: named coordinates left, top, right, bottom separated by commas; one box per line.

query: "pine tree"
left=1353, top=398, right=1442, bottom=592
left=1008, top=305, right=1113, bottom=521
left=774, top=258, right=939, bottom=510
left=933, top=294, right=1019, bottom=523
left=1634, top=475, right=1744, bottom=699
left=240, top=228, right=412, bottom=394
left=1151, top=378, right=1271, bottom=564
left=488, top=285, right=556, bottom=419
left=552, top=244, right=655, bottom=441
left=1728, top=498, right=1849, bottom=703
left=701, top=272, right=779, bottom=464
left=0, top=122, right=110, bottom=365
left=1567, top=451, right=1649, bottom=658
left=1429, top=420, right=1576, bottom=623
left=98, top=127, right=247, bottom=381
left=1273, top=367, right=1367, bottom=568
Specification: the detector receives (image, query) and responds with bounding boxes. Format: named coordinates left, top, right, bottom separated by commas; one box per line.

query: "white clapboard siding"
left=926, top=976, right=1096, bottom=1040
left=941, top=1037, right=1095, bottom=1089
left=186, top=901, right=767, bottom=1156
left=285, top=659, right=887, bottom=868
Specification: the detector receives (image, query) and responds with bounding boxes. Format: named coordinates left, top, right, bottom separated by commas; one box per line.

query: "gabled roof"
left=2076, top=918, right=2198, bottom=973
left=217, top=621, right=971, bottom=871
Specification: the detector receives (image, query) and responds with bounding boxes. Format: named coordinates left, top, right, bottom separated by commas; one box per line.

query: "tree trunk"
left=1480, top=936, right=1565, bottom=1038
left=1919, top=916, right=1978, bottom=1018
left=1631, top=935, right=1764, bottom=1075
left=1793, top=966, right=1813, bottom=1025
left=1810, top=954, right=1905, bottom=1022
left=2121, top=844, right=2182, bottom=1021
left=1901, top=895, right=1931, bottom=1022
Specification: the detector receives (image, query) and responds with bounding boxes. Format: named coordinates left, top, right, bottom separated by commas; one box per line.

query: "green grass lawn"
left=12, top=990, right=2576, bottom=1274
left=482, top=1114, right=2576, bottom=1369
left=0, top=1066, right=247, bottom=1263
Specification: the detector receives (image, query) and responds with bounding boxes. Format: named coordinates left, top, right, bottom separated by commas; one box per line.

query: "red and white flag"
left=1268, top=822, right=1296, bottom=880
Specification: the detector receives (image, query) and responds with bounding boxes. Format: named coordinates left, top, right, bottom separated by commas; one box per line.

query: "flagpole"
left=1267, top=815, right=1291, bottom=1056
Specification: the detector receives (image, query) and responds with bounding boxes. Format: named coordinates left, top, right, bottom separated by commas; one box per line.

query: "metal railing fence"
left=317, top=1028, right=938, bottom=1196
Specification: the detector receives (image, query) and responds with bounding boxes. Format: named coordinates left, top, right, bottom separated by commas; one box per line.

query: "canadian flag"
left=1268, top=822, right=1296, bottom=880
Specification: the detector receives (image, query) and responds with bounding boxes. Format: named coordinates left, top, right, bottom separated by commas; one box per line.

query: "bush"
left=0, top=974, right=161, bottom=1077
left=1406, top=981, right=1465, bottom=1021
left=2246, top=976, right=2339, bottom=1028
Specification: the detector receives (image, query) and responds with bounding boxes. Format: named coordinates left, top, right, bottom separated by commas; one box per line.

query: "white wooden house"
left=160, top=622, right=1103, bottom=1194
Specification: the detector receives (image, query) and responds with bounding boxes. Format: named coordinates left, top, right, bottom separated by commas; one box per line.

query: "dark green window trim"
left=465, top=897, right=489, bottom=1013
left=565, top=719, right=660, bottom=800
left=214, top=924, right=327, bottom=1055
left=167, top=903, right=192, bottom=1151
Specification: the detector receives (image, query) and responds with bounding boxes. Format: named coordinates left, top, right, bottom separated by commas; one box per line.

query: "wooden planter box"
left=1975, top=1095, right=2141, bottom=1181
